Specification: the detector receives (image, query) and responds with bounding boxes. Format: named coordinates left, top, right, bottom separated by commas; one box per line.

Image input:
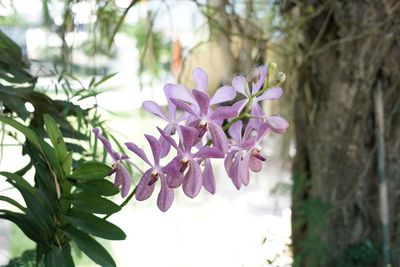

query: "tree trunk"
left=285, top=1, right=400, bottom=266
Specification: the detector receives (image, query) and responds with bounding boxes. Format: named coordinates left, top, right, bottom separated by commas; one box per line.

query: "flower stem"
left=103, top=185, right=137, bottom=220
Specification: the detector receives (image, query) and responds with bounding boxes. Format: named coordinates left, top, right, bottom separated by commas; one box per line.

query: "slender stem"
left=103, top=186, right=137, bottom=220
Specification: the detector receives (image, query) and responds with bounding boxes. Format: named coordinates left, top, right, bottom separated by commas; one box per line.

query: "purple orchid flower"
left=224, top=121, right=269, bottom=190
left=92, top=128, right=132, bottom=197
left=165, top=68, right=237, bottom=109
left=158, top=125, right=224, bottom=198
left=170, top=89, right=237, bottom=153
left=125, top=135, right=174, bottom=212
left=231, top=66, right=288, bottom=133
left=143, top=84, right=188, bottom=157
left=231, top=66, right=283, bottom=116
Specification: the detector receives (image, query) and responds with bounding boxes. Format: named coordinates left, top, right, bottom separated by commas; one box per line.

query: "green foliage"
left=0, top=115, right=125, bottom=267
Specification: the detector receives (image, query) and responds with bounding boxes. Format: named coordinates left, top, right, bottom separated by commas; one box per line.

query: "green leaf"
left=44, top=244, right=74, bottom=267
left=0, top=210, right=42, bottom=243
left=69, top=192, right=121, bottom=215
left=67, top=209, right=126, bottom=240
left=62, top=152, right=73, bottom=175
left=67, top=162, right=112, bottom=181
left=0, top=172, right=54, bottom=239
left=0, top=116, right=63, bottom=176
left=0, top=115, right=43, bottom=153
left=44, top=114, right=68, bottom=170
left=0, top=195, right=26, bottom=211
left=64, top=225, right=116, bottom=267
left=72, top=179, right=119, bottom=196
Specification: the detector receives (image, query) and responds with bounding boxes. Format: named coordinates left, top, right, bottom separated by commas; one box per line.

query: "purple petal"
left=209, top=106, right=237, bottom=121
left=159, top=125, right=173, bottom=158
left=202, top=159, right=216, bottom=194
left=192, top=68, right=208, bottom=91
left=256, top=87, right=283, bottom=101
left=232, top=75, right=247, bottom=96
left=249, top=155, right=263, bottom=173
left=228, top=153, right=242, bottom=190
left=210, top=85, right=236, bottom=105
left=164, top=158, right=185, bottom=188
left=252, top=65, right=268, bottom=95
left=114, top=166, right=123, bottom=187
left=228, top=121, right=242, bottom=144
left=224, top=151, right=237, bottom=175
left=164, top=83, right=194, bottom=103
left=125, top=142, right=152, bottom=166
left=119, top=164, right=132, bottom=197
left=182, top=160, right=202, bottom=198
left=135, top=170, right=155, bottom=201
left=144, top=134, right=161, bottom=166
left=92, top=128, right=120, bottom=162
left=255, top=123, right=269, bottom=143
left=265, top=115, right=289, bottom=134
left=157, top=173, right=174, bottom=212
left=170, top=98, right=197, bottom=116
left=238, top=152, right=251, bottom=186
left=157, top=127, right=180, bottom=151
left=250, top=102, right=264, bottom=116
left=180, top=126, right=198, bottom=152
left=143, top=101, right=167, bottom=120
left=231, top=99, right=248, bottom=115
left=208, top=122, right=229, bottom=154
left=193, top=146, right=224, bottom=159
left=192, top=89, right=210, bottom=115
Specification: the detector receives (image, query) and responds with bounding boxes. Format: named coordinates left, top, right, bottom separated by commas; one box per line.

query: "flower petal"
left=209, top=106, right=237, bottom=121
left=192, top=89, right=210, bottom=116
left=164, top=157, right=185, bottom=188
left=119, top=164, right=132, bottom=197
left=208, top=122, right=229, bottom=153
left=157, top=173, right=174, bottom=212
left=183, top=160, right=202, bottom=198
left=125, top=142, right=152, bottom=166
left=92, top=128, right=120, bottom=162
left=192, top=68, right=208, bottom=91
left=194, top=146, right=224, bottom=159
left=228, top=121, right=243, bottom=144
left=232, top=75, right=247, bottom=96
left=159, top=125, right=173, bottom=158
left=143, top=101, right=167, bottom=120
left=157, top=127, right=179, bottom=151
left=210, top=85, right=236, bottom=105
left=135, top=170, right=155, bottom=201
left=238, top=152, right=251, bottom=186
left=265, top=115, right=289, bottom=134
left=180, top=126, right=198, bottom=152
left=256, top=87, right=283, bottom=101
left=170, top=98, right=197, bottom=116
left=249, top=155, right=263, bottom=173
left=164, top=83, right=194, bottom=103
left=231, top=99, right=248, bottom=115
left=144, top=134, right=161, bottom=166
left=252, top=65, right=268, bottom=94
left=228, top=153, right=242, bottom=190
left=202, top=159, right=216, bottom=194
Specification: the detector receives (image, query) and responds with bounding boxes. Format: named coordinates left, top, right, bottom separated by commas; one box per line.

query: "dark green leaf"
left=67, top=209, right=126, bottom=240
left=0, top=195, right=26, bottom=211
left=44, top=114, right=68, bottom=170
left=72, top=179, right=119, bottom=196
left=67, top=162, right=112, bottom=181
left=69, top=191, right=121, bottom=214
left=0, top=115, right=43, bottom=153
left=64, top=225, right=116, bottom=267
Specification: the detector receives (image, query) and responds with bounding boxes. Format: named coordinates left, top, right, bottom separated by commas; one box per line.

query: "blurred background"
left=0, top=0, right=399, bottom=266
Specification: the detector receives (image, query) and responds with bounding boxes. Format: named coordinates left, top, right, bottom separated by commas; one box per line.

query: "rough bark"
left=285, top=1, right=400, bottom=266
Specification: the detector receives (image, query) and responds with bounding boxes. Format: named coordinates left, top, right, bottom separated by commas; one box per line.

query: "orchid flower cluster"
left=93, top=65, right=288, bottom=212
